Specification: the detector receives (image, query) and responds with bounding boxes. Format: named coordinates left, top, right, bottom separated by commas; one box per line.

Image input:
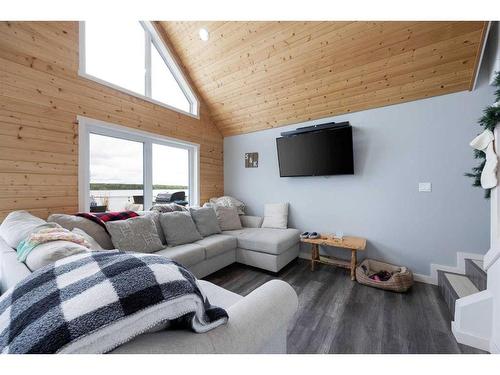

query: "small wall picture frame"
left=245, top=152, right=259, bottom=168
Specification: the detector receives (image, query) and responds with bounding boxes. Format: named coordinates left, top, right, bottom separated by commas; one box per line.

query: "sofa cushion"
left=189, top=207, right=221, bottom=237
left=156, top=243, right=205, bottom=267
left=0, top=210, right=47, bottom=249
left=222, top=227, right=300, bottom=255
left=48, top=214, right=114, bottom=249
left=72, top=228, right=103, bottom=251
left=195, top=234, right=237, bottom=259
left=25, top=240, right=89, bottom=272
left=240, top=215, right=263, bottom=228
left=106, top=216, right=164, bottom=253
left=159, top=212, right=202, bottom=247
left=214, top=206, right=242, bottom=231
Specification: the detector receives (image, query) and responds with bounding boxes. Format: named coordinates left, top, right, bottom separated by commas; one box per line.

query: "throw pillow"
left=261, top=203, right=289, bottom=229
left=159, top=211, right=203, bottom=247
left=105, top=216, right=163, bottom=253
left=71, top=228, right=103, bottom=251
left=214, top=206, right=242, bottom=231
left=189, top=207, right=221, bottom=237
left=25, top=240, right=89, bottom=272
left=48, top=214, right=114, bottom=249
left=0, top=211, right=47, bottom=249
left=150, top=203, right=188, bottom=214
left=139, top=212, right=167, bottom=245
left=209, top=196, right=246, bottom=215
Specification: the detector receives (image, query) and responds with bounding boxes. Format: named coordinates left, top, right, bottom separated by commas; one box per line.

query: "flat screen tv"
left=276, top=125, right=354, bottom=177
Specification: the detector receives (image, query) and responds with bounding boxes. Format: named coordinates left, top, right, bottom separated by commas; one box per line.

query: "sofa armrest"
left=111, top=280, right=298, bottom=354
left=240, top=215, right=263, bottom=228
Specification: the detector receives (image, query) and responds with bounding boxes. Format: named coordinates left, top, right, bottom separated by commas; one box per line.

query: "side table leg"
left=350, top=249, right=357, bottom=281
left=311, top=244, right=317, bottom=271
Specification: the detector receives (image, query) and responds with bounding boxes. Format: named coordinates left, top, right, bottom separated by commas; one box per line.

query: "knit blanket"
left=16, top=226, right=91, bottom=262
left=0, top=251, right=228, bottom=354
left=76, top=211, right=139, bottom=232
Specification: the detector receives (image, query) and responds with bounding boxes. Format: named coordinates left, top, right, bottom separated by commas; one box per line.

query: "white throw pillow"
left=72, top=228, right=103, bottom=251
left=0, top=210, right=47, bottom=249
left=25, top=240, right=89, bottom=272
left=261, top=203, right=289, bottom=229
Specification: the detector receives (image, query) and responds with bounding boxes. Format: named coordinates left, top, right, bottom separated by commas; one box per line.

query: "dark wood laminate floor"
left=204, top=259, right=485, bottom=354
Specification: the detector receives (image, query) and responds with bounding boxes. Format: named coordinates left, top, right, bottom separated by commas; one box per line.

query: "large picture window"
left=79, top=116, right=199, bottom=212
left=79, top=21, right=198, bottom=116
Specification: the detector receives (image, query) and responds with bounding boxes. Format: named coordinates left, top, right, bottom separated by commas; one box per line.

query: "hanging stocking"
left=470, top=129, right=498, bottom=189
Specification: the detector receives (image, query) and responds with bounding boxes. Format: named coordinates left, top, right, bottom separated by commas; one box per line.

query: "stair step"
left=437, top=270, right=479, bottom=317
left=465, top=258, right=487, bottom=291
left=471, top=259, right=484, bottom=269
left=444, top=273, right=479, bottom=298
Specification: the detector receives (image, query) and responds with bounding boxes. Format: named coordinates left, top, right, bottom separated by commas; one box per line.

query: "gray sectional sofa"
left=0, top=210, right=300, bottom=353
left=49, top=211, right=300, bottom=279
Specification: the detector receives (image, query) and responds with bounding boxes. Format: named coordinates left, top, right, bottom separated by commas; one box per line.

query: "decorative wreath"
left=465, top=71, right=500, bottom=198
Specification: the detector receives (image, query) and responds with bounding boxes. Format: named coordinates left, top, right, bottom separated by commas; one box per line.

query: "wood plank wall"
left=0, top=21, right=224, bottom=221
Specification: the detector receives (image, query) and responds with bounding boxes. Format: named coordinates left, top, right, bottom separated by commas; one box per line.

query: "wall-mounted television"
left=276, top=123, right=354, bottom=177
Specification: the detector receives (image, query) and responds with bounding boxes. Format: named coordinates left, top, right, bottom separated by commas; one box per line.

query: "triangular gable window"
left=80, top=21, right=198, bottom=116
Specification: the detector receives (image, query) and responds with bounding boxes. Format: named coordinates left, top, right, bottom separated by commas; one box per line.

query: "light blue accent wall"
left=224, top=79, right=496, bottom=275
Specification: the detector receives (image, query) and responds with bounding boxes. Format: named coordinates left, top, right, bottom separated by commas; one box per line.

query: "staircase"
left=438, top=259, right=487, bottom=317
left=437, top=258, right=493, bottom=352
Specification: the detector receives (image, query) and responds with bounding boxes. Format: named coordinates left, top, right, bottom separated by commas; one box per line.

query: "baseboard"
left=299, top=249, right=484, bottom=286
left=451, top=321, right=491, bottom=352
left=300, top=250, right=436, bottom=285
left=298, top=250, right=309, bottom=260
left=413, top=273, right=436, bottom=285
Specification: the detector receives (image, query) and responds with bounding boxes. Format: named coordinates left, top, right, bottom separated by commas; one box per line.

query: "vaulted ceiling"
left=158, top=21, right=488, bottom=137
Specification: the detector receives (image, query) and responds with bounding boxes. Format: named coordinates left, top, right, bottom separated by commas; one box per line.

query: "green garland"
left=465, top=71, right=500, bottom=198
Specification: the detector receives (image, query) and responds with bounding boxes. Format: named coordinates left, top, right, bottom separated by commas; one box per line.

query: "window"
left=79, top=21, right=198, bottom=116
left=89, top=134, right=144, bottom=212
left=153, top=144, right=190, bottom=204
left=79, top=116, right=199, bottom=212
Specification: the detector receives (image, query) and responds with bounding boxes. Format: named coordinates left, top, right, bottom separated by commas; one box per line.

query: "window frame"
left=78, top=115, right=200, bottom=212
left=78, top=21, right=199, bottom=118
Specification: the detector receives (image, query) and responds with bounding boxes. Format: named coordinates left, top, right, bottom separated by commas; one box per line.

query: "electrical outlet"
left=418, top=182, right=432, bottom=192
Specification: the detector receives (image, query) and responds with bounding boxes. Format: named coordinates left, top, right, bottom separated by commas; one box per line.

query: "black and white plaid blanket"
left=0, top=250, right=228, bottom=354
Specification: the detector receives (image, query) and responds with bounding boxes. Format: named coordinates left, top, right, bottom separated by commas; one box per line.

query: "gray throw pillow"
left=159, top=212, right=203, bottom=247
left=139, top=212, right=167, bottom=245
left=48, top=214, right=114, bottom=249
left=214, top=206, right=242, bottom=231
left=189, top=207, right=221, bottom=237
left=105, top=216, right=163, bottom=253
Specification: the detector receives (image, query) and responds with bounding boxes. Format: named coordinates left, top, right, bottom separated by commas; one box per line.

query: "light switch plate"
left=419, top=182, right=432, bottom=192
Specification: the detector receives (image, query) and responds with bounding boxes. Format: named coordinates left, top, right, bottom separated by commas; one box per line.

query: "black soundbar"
left=280, top=121, right=350, bottom=137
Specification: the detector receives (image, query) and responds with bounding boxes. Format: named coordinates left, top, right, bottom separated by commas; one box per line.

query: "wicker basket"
left=356, top=258, right=413, bottom=292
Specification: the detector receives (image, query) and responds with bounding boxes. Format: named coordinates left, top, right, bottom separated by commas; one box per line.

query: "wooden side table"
left=301, top=235, right=367, bottom=281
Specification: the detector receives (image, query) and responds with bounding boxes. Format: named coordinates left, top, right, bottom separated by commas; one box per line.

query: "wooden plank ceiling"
left=159, top=21, right=488, bottom=137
